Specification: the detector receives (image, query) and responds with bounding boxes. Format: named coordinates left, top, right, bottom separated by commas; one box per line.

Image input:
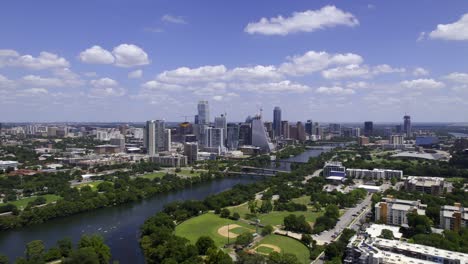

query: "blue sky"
left=1, top=0, right=468, bottom=123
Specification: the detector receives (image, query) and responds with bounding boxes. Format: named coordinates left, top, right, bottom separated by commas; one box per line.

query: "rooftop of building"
left=373, top=237, right=468, bottom=262
left=365, top=224, right=403, bottom=239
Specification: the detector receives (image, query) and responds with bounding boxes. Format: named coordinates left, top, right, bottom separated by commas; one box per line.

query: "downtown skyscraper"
left=273, top=106, right=281, bottom=138
left=197, top=100, right=210, bottom=125
left=404, top=114, right=412, bottom=138
left=144, top=120, right=165, bottom=156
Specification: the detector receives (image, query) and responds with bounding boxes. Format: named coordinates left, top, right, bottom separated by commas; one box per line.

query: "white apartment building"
left=346, top=168, right=403, bottom=179
left=375, top=196, right=427, bottom=226
left=440, top=203, right=468, bottom=231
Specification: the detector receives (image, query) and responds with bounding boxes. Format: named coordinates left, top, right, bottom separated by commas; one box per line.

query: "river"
left=0, top=176, right=260, bottom=262
left=273, top=148, right=332, bottom=171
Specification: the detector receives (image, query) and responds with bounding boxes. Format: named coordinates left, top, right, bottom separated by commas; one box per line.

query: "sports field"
left=175, top=213, right=254, bottom=247
left=255, top=235, right=310, bottom=264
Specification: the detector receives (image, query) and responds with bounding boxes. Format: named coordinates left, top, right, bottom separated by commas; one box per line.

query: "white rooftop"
left=366, top=224, right=402, bottom=239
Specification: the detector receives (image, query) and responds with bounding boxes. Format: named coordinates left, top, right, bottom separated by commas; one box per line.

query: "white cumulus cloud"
left=79, top=45, right=115, bottom=64
left=89, top=77, right=125, bottom=97
left=316, top=86, right=355, bottom=95
left=400, top=79, right=445, bottom=89
left=279, top=51, right=363, bottom=76
left=444, top=72, right=468, bottom=84
left=413, top=67, right=429, bottom=76
left=0, top=49, right=69, bottom=70
left=245, top=5, right=359, bottom=35
left=112, top=44, right=150, bottom=67
left=429, top=13, right=468, bottom=41
left=128, top=69, right=143, bottom=79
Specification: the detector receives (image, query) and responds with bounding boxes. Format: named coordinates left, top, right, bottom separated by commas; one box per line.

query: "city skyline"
left=1, top=1, right=468, bottom=122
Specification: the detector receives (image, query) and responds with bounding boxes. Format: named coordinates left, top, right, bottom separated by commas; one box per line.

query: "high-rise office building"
left=226, top=123, right=240, bottom=150
left=264, top=121, right=273, bottom=139
left=251, top=115, right=274, bottom=152
left=396, top=124, right=403, bottom=134
left=164, top=129, right=171, bottom=151
left=214, top=114, right=227, bottom=146
left=197, top=100, right=210, bottom=125
left=144, top=120, right=165, bottom=155
left=296, top=122, right=306, bottom=141
left=184, top=142, right=198, bottom=165
left=329, top=123, right=341, bottom=135
left=238, top=123, right=252, bottom=146
left=404, top=115, right=412, bottom=138
left=305, top=120, right=313, bottom=136
left=273, top=106, right=282, bottom=138
left=281, top=121, right=289, bottom=139
left=205, top=127, right=224, bottom=149
left=364, top=121, right=373, bottom=137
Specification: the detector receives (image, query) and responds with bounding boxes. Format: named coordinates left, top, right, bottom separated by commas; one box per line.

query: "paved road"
left=302, top=169, right=322, bottom=184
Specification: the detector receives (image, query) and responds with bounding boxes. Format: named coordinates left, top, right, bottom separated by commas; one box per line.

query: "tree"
left=267, top=252, right=301, bottom=264
left=301, top=234, right=314, bottom=247
left=220, top=208, right=230, bottom=218
left=78, top=235, right=111, bottom=264
left=248, top=200, right=258, bottom=214
left=57, top=237, right=73, bottom=257
left=64, top=247, right=99, bottom=264
left=44, top=247, right=62, bottom=262
left=324, top=242, right=341, bottom=260
left=262, top=225, right=274, bottom=236
left=379, top=229, right=395, bottom=240
left=259, top=200, right=273, bottom=214
left=324, top=204, right=340, bottom=219
left=232, top=212, right=240, bottom=220
left=195, top=236, right=215, bottom=255
left=235, top=232, right=253, bottom=246
left=25, top=240, right=45, bottom=261
left=0, top=255, right=8, bottom=264
left=407, top=212, right=432, bottom=235
left=205, top=248, right=233, bottom=264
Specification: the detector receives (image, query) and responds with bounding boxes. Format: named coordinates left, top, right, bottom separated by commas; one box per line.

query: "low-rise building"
left=375, top=196, right=427, bottom=226
left=346, top=168, right=403, bottom=180
left=345, top=235, right=468, bottom=264
left=440, top=203, right=468, bottom=231
left=94, top=144, right=121, bottom=154
left=323, top=161, right=346, bottom=177
left=150, top=154, right=187, bottom=167
left=404, top=176, right=451, bottom=195
left=0, top=160, right=18, bottom=171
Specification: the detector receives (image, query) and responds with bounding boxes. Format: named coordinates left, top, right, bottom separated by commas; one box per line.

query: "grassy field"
left=258, top=211, right=322, bottom=227
left=9, top=194, right=62, bottom=209
left=256, top=235, right=310, bottom=264
left=291, top=196, right=311, bottom=206
left=228, top=201, right=263, bottom=219
left=140, top=172, right=166, bottom=180
left=75, top=180, right=103, bottom=191
left=175, top=213, right=254, bottom=247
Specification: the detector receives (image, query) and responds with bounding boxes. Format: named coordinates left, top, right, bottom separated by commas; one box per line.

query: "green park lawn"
left=228, top=201, right=262, bottom=219
left=291, top=196, right=311, bottom=206
left=9, top=194, right=62, bottom=209
left=75, top=180, right=103, bottom=191
left=258, top=211, right=322, bottom=227
left=140, top=172, right=166, bottom=180
left=256, top=235, right=310, bottom=264
left=175, top=213, right=254, bottom=247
